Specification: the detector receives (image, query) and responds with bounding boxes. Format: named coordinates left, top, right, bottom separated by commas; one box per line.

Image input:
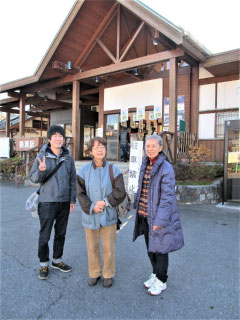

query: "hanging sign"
left=149, top=110, right=156, bottom=121
left=136, top=106, right=145, bottom=121
left=133, top=112, right=137, bottom=121
left=154, top=105, right=162, bottom=119
left=120, top=108, right=128, bottom=122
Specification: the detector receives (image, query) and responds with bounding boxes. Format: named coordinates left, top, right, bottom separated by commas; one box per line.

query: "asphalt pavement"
left=0, top=181, right=239, bottom=320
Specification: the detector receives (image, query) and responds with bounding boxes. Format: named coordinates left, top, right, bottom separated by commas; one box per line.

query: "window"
left=65, top=124, right=72, bottom=137
left=32, top=120, right=41, bottom=129
left=32, top=120, right=48, bottom=130
left=216, top=111, right=239, bottom=138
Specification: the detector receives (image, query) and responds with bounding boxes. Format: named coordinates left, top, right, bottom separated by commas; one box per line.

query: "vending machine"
left=223, top=119, right=240, bottom=203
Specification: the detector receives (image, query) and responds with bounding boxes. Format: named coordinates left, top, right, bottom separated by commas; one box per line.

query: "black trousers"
left=38, top=202, right=70, bottom=263
left=139, top=215, right=168, bottom=283
left=120, top=144, right=128, bottom=161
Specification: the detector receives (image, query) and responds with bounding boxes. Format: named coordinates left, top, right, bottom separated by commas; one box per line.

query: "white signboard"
left=0, top=138, right=10, bottom=158
left=96, top=128, right=103, bottom=137
left=128, top=141, right=143, bottom=193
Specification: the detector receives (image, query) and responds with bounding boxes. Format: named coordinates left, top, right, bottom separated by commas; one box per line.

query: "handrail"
left=15, top=159, right=35, bottom=187
left=15, top=143, right=44, bottom=187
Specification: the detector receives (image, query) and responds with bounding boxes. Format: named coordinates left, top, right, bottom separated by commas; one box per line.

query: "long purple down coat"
left=133, top=152, right=184, bottom=254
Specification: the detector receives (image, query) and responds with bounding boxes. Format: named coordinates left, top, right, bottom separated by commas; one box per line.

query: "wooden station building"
left=0, top=0, right=239, bottom=162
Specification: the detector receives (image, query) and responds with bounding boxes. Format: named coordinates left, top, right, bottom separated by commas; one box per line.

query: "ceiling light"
left=67, top=61, right=72, bottom=70
left=95, top=76, right=99, bottom=83
left=133, top=68, right=139, bottom=76
left=152, top=38, right=158, bottom=46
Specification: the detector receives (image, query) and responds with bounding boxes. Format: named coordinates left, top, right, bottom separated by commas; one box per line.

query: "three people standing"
left=31, top=128, right=183, bottom=297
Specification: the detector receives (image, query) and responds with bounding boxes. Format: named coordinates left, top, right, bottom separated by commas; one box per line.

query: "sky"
left=0, top=0, right=239, bottom=87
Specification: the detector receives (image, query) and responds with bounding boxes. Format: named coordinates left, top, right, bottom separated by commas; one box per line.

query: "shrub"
left=0, top=157, right=24, bottom=174
left=174, top=163, right=223, bottom=182
left=188, top=144, right=213, bottom=163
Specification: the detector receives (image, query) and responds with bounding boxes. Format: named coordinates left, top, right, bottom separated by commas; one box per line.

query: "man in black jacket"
left=30, top=125, right=76, bottom=280
left=119, top=126, right=130, bottom=162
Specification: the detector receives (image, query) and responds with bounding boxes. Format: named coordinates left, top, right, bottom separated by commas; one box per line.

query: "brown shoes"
left=103, top=278, right=113, bottom=288
left=88, top=276, right=113, bottom=287
left=88, top=276, right=100, bottom=286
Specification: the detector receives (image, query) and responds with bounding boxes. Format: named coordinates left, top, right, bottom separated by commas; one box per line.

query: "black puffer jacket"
left=30, top=143, right=76, bottom=203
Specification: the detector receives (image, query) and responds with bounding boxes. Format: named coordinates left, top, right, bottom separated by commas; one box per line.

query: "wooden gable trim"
left=202, top=49, right=240, bottom=68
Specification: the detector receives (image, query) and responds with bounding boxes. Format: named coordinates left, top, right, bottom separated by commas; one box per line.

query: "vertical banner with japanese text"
left=128, top=141, right=143, bottom=193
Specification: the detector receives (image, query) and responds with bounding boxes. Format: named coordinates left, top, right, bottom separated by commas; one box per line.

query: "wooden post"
left=6, top=112, right=10, bottom=137
left=190, top=65, right=199, bottom=136
left=98, top=84, right=105, bottom=138
left=169, top=57, right=178, bottom=163
left=19, top=97, right=25, bottom=137
left=72, top=80, right=80, bottom=160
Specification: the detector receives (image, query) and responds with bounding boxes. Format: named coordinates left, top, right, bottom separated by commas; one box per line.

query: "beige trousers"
left=84, top=224, right=117, bottom=279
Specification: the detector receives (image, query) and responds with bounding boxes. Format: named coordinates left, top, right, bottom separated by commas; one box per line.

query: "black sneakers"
left=51, top=261, right=72, bottom=272
left=39, top=266, right=49, bottom=280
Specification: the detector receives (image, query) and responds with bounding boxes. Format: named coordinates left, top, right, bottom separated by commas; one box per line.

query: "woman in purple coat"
left=133, top=135, right=184, bottom=296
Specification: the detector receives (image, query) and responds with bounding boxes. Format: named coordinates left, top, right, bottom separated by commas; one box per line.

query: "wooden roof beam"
left=74, top=2, right=118, bottom=67
left=52, top=60, right=81, bottom=74
left=96, top=38, right=117, bottom=64
left=21, top=48, right=185, bottom=92
left=120, top=21, right=145, bottom=62
left=81, top=88, right=99, bottom=95
left=0, top=97, right=19, bottom=105
left=121, top=9, right=139, bottom=59
left=116, top=5, right=121, bottom=61
left=0, top=106, right=50, bottom=117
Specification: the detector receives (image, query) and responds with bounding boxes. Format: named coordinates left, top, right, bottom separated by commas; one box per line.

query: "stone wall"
left=175, top=178, right=223, bottom=204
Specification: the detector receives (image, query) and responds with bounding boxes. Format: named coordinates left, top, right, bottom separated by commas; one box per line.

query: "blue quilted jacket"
left=133, top=153, right=184, bottom=254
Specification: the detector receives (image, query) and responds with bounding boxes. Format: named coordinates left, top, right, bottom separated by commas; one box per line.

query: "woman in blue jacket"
left=77, top=137, right=126, bottom=288
left=133, top=135, right=184, bottom=296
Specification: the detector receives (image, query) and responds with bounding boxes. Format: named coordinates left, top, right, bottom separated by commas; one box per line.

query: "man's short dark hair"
left=47, top=125, right=65, bottom=140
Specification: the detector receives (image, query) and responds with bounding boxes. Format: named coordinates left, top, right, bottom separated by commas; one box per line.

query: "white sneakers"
left=143, top=273, right=157, bottom=288
left=144, top=273, right=167, bottom=295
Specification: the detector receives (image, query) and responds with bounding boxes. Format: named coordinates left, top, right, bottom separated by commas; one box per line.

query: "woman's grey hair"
left=145, top=135, right=163, bottom=146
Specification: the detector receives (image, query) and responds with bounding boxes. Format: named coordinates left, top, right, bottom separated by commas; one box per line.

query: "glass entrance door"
left=83, top=125, right=95, bottom=158
left=224, top=120, right=240, bottom=202
left=106, top=114, right=119, bottom=161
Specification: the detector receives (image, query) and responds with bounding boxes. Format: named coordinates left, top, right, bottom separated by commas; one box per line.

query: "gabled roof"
left=0, top=0, right=211, bottom=93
